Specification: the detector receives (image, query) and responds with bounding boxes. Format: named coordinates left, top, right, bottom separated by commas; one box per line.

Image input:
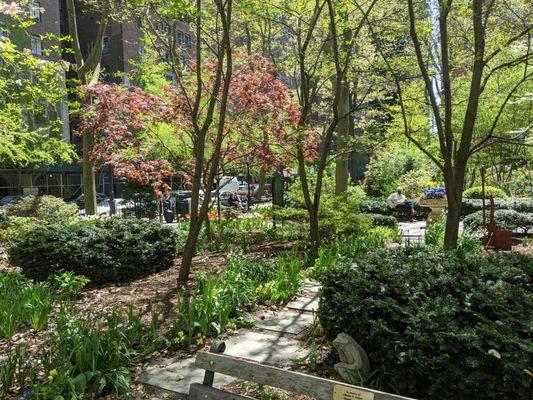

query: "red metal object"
left=485, top=196, right=497, bottom=247
left=485, top=195, right=513, bottom=250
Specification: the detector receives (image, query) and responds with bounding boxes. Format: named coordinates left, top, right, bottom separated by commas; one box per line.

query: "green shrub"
left=9, top=218, right=177, bottom=284
left=461, top=198, right=533, bottom=216
left=366, top=213, right=398, bottom=229
left=273, top=185, right=371, bottom=241
left=360, top=200, right=391, bottom=215
left=399, top=169, right=433, bottom=199
left=51, top=271, right=90, bottom=299
left=4, top=195, right=78, bottom=222
left=0, top=216, right=41, bottom=247
left=271, top=206, right=309, bottom=222
left=463, top=209, right=533, bottom=233
left=463, top=185, right=508, bottom=199
left=318, top=247, right=533, bottom=399
left=363, top=146, right=437, bottom=198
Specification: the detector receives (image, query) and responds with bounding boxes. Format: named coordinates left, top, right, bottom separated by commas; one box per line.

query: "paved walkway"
left=139, top=280, right=321, bottom=397
left=399, top=220, right=427, bottom=244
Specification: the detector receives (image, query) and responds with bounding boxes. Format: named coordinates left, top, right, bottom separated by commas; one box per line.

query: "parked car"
left=0, top=195, right=25, bottom=207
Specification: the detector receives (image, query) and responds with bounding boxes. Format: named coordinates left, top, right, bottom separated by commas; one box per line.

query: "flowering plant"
left=424, top=186, right=446, bottom=199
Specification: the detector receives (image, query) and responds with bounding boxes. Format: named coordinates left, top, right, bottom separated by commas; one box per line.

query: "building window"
left=177, top=30, right=192, bottom=49
left=165, top=50, right=173, bottom=62
left=102, top=37, right=109, bottom=55
left=29, top=1, right=42, bottom=22
left=139, top=42, right=145, bottom=57
left=30, top=35, right=42, bottom=56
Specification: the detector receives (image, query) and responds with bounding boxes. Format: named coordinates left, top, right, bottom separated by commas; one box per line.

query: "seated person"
left=387, top=187, right=416, bottom=221
left=227, top=192, right=243, bottom=210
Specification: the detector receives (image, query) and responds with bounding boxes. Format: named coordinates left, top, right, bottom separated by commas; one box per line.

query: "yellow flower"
left=48, top=369, right=58, bottom=381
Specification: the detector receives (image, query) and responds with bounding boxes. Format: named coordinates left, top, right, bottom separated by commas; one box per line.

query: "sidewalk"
left=139, top=280, right=321, bottom=397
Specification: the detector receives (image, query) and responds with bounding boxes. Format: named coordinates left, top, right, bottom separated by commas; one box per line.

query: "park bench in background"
left=189, top=343, right=416, bottom=400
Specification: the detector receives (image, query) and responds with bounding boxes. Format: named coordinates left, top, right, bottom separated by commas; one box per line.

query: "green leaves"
left=0, top=273, right=54, bottom=340
left=0, top=14, right=75, bottom=167
left=8, top=218, right=178, bottom=284
left=318, top=247, right=533, bottom=399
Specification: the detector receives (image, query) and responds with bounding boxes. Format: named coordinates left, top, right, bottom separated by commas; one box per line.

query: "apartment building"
left=0, top=1, right=194, bottom=199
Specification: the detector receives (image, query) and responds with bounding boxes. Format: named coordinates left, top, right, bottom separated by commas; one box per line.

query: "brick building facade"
left=0, top=0, right=193, bottom=199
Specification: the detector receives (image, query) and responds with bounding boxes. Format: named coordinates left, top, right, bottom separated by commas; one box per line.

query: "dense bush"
left=278, top=183, right=371, bottom=240
left=463, top=185, right=508, bottom=199
left=461, top=198, right=533, bottom=216
left=364, top=146, right=438, bottom=198
left=463, top=209, right=533, bottom=233
left=366, top=213, right=398, bottom=229
left=0, top=216, right=41, bottom=247
left=9, top=218, right=177, bottom=283
left=399, top=169, right=433, bottom=198
left=360, top=199, right=391, bottom=215
left=318, top=247, right=532, bottom=399
left=4, top=195, right=78, bottom=222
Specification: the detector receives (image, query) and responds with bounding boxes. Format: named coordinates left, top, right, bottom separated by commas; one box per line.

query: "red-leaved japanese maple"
left=77, top=53, right=306, bottom=283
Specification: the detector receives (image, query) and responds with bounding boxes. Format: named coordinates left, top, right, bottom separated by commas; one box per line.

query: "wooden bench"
left=189, top=343, right=416, bottom=400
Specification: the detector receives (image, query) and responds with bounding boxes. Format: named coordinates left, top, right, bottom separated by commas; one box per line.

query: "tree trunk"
left=443, top=166, right=466, bottom=249
left=82, top=131, right=97, bottom=215
left=309, top=206, right=320, bottom=245
left=444, top=195, right=461, bottom=249
left=179, top=219, right=202, bottom=285
left=257, top=168, right=267, bottom=198
left=334, top=74, right=350, bottom=195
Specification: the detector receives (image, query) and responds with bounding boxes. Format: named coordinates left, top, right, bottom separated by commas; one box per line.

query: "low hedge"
left=360, top=200, right=391, bottom=215
left=318, top=247, right=532, bottom=399
left=463, top=209, right=533, bottom=233
left=9, top=218, right=177, bottom=284
left=461, top=198, right=533, bottom=216
left=366, top=213, right=398, bottom=229
left=463, top=185, right=508, bottom=199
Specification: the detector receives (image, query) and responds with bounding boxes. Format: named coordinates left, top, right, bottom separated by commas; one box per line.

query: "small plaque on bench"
left=333, top=384, right=375, bottom=400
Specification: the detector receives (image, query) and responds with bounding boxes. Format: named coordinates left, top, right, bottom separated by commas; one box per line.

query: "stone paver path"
left=139, top=279, right=321, bottom=396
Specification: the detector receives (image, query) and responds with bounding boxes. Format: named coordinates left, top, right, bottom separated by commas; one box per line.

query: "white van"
left=217, top=176, right=240, bottom=193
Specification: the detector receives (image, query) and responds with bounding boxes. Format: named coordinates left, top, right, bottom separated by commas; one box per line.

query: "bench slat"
left=195, top=352, right=416, bottom=400
left=189, top=383, right=255, bottom=400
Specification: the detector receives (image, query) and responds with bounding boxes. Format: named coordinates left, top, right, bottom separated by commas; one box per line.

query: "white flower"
left=14, top=79, right=22, bottom=86
left=488, top=349, right=501, bottom=359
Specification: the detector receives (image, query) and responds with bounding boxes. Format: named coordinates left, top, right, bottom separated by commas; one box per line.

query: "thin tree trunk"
left=257, top=168, right=267, bottom=198
left=82, top=131, right=97, bottom=214
left=178, top=0, right=233, bottom=286
left=335, top=80, right=350, bottom=195
left=444, top=195, right=461, bottom=249
left=443, top=165, right=466, bottom=249
left=309, top=206, right=320, bottom=244
left=179, top=220, right=202, bottom=284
